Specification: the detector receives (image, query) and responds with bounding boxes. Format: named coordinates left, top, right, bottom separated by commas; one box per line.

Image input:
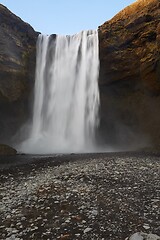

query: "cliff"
left=0, top=4, right=38, bottom=143
left=98, top=0, right=160, bottom=148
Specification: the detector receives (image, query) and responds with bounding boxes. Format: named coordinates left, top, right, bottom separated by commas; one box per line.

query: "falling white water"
left=19, top=30, right=100, bottom=154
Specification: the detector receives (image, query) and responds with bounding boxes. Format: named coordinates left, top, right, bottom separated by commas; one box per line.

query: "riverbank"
left=0, top=152, right=159, bottom=239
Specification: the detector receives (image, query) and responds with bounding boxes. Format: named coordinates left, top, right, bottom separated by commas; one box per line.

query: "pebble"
left=143, top=223, right=150, bottom=230
left=84, top=227, right=92, bottom=233
left=91, top=209, right=98, bottom=216
left=0, top=155, right=159, bottom=240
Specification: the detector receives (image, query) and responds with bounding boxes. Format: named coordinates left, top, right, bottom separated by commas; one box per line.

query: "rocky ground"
left=0, top=152, right=159, bottom=240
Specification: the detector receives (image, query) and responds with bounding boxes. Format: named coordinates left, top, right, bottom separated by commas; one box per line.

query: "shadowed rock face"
left=0, top=4, right=38, bottom=143
left=98, top=0, right=160, bottom=149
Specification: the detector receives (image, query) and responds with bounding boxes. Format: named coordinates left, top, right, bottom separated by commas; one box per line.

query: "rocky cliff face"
left=0, top=4, right=38, bottom=143
left=98, top=0, right=160, bottom=149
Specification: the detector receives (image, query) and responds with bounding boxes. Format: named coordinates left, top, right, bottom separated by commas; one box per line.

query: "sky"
left=0, top=0, right=136, bottom=35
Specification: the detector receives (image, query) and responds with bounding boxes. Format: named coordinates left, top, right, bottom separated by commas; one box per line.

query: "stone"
left=0, top=144, right=17, bottom=155
left=84, top=227, right=92, bottom=233
left=129, top=232, right=160, bottom=240
left=91, top=209, right=98, bottom=216
left=143, top=223, right=150, bottom=230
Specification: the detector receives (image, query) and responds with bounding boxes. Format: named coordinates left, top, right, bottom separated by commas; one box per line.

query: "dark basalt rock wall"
left=0, top=4, right=38, bottom=143
left=98, top=0, right=160, bottom=149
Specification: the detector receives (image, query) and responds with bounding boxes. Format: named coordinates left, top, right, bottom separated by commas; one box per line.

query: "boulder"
left=0, top=144, right=17, bottom=155
left=129, top=232, right=160, bottom=240
left=98, top=0, right=160, bottom=149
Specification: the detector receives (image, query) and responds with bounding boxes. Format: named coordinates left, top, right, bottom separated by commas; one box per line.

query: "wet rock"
left=0, top=144, right=17, bottom=155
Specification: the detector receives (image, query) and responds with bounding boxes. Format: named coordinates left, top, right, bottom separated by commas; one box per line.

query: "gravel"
left=0, top=152, right=159, bottom=239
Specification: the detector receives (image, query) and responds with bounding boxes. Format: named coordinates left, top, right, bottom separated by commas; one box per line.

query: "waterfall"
left=19, top=30, right=100, bottom=154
